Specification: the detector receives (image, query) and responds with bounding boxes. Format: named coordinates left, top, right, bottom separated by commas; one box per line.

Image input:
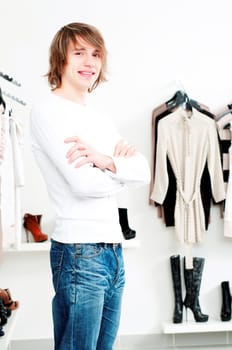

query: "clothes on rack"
left=0, top=106, right=24, bottom=251
left=149, top=92, right=216, bottom=230
left=0, top=77, right=25, bottom=251
left=216, top=106, right=232, bottom=237
left=150, top=92, right=225, bottom=250
left=215, top=106, right=232, bottom=193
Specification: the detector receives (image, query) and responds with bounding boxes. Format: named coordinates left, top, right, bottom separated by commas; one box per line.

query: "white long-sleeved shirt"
left=30, top=92, right=150, bottom=243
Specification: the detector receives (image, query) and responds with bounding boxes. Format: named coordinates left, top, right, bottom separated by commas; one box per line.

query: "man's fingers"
left=64, top=136, right=80, bottom=143
left=66, top=142, right=86, bottom=158
left=114, top=140, right=137, bottom=157
left=124, top=145, right=137, bottom=157
left=113, top=139, right=125, bottom=157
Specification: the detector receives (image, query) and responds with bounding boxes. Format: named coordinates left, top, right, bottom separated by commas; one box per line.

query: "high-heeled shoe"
left=23, top=213, right=48, bottom=242
left=0, top=288, right=19, bottom=312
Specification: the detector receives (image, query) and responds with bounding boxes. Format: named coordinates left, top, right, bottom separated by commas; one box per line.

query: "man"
left=30, top=22, right=150, bottom=350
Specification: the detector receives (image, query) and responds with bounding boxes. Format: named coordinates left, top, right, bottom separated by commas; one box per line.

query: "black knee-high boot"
left=221, top=281, right=231, bottom=321
left=183, top=257, right=209, bottom=322
left=118, top=208, right=136, bottom=240
left=170, top=255, right=183, bottom=323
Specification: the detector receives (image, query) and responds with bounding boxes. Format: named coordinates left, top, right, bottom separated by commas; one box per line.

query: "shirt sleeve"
left=107, top=153, right=151, bottom=187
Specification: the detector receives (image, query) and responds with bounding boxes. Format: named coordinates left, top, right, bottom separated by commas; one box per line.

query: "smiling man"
left=29, top=22, right=150, bottom=350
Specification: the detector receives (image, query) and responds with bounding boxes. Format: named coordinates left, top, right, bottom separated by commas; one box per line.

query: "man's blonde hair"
left=46, top=22, right=107, bottom=92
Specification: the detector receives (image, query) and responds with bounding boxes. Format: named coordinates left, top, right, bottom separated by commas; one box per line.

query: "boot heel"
left=185, top=306, right=188, bottom=322
left=25, top=229, right=29, bottom=243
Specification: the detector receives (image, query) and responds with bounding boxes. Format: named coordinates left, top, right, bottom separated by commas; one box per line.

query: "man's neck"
left=53, top=86, right=87, bottom=105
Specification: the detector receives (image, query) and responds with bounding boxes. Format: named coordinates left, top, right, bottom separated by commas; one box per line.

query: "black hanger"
left=0, top=71, right=21, bottom=87
left=0, top=87, right=6, bottom=111
left=166, top=90, right=192, bottom=112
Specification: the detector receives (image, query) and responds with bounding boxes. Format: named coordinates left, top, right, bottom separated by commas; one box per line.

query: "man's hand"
left=113, top=139, right=137, bottom=157
left=64, top=137, right=137, bottom=173
left=64, top=136, right=116, bottom=172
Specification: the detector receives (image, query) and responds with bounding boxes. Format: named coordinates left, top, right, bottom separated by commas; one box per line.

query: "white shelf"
left=0, top=310, right=19, bottom=350
left=3, top=239, right=140, bottom=253
left=3, top=242, right=51, bottom=252
left=163, top=319, right=232, bottom=334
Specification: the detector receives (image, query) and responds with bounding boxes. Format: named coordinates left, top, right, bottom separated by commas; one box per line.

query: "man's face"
left=61, top=36, right=102, bottom=93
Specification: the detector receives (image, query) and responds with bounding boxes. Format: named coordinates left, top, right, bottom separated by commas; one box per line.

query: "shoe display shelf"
left=0, top=310, right=19, bottom=350
left=163, top=319, right=232, bottom=347
left=3, top=239, right=141, bottom=253
left=163, top=319, right=232, bottom=334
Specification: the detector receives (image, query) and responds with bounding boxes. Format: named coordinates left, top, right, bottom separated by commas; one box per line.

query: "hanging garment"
left=150, top=99, right=215, bottom=229
left=224, top=140, right=232, bottom=237
left=0, top=110, right=24, bottom=250
left=216, top=108, right=232, bottom=192
left=216, top=111, right=232, bottom=237
left=151, top=106, right=225, bottom=244
left=215, top=107, right=232, bottom=219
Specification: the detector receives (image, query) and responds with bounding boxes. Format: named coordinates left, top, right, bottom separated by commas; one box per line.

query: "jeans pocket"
left=50, top=250, right=64, bottom=292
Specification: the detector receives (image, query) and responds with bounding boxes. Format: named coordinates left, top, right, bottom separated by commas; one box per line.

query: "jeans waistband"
left=51, top=239, right=121, bottom=249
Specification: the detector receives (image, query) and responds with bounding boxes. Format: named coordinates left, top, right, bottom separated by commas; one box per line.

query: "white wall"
left=1, top=0, right=232, bottom=341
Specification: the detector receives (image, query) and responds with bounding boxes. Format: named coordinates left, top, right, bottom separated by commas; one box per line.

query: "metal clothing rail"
left=0, top=71, right=21, bottom=87
left=2, top=90, right=26, bottom=106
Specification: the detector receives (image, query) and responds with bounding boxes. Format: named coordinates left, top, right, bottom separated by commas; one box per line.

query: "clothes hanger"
left=166, top=90, right=192, bottom=112
left=0, top=88, right=6, bottom=111
left=165, top=89, right=215, bottom=120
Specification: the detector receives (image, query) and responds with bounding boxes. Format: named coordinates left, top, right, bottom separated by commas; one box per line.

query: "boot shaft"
left=170, top=255, right=183, bottom=323
left=118, top=208, right=129, bottom=230
left=118, top=208, right=136, bottom=239
left=184, top=257, right=205, bottom=298
left=170, top=255, right=182, bottom=295
left=221, top=281, right=231, bottom=321
left=183, top=257, right=208, bottom=322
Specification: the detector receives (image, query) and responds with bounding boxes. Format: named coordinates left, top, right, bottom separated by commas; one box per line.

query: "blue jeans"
left=50, top=240, right=125, bottom=350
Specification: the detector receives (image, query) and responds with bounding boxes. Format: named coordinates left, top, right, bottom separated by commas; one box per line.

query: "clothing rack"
left=0, top=74, right=25, bottom=251
left=0, top=71, right=21, bottom=87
